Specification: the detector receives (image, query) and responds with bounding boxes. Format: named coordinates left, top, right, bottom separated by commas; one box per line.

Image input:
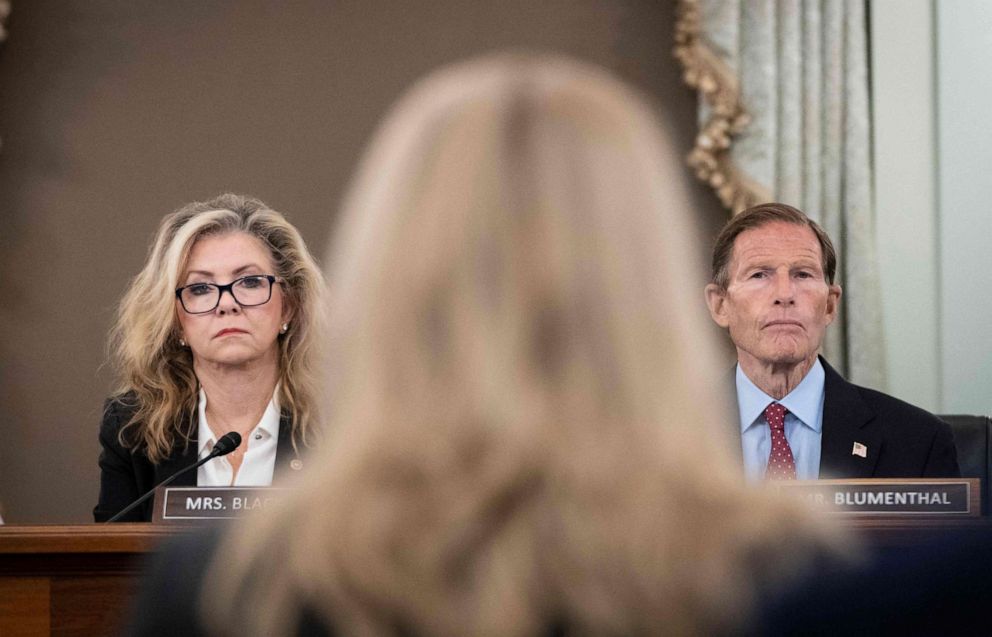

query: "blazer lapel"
left=818, top=357, right=881, bottom=478
left=155, top=430, right=200, bottom=487
left=273, top=412, right=304, bottom=481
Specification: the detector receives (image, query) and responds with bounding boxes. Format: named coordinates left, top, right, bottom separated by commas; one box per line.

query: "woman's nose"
left=216, top=288, right=241, bottom=314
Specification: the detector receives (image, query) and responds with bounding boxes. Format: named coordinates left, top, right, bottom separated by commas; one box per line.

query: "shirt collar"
left=197, top=386, right=281, bottom=457
left=736, top=358, right=825, bottom=433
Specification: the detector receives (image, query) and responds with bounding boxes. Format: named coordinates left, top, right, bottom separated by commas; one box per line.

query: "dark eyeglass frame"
left=175, top=274, right=282, bottom=314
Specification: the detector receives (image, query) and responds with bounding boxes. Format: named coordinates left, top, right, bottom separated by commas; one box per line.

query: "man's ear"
left=704, top=283, right=731, bottom=328
left=824, top=283, right=842, bottom=325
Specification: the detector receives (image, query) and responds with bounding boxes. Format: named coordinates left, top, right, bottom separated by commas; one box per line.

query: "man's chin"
left=762, top=352, right=815, bottom=369
left=745, top=345, right=811, bottom=367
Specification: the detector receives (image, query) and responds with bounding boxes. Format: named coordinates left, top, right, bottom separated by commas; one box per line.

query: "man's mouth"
left=764, top=320, right=803, bottom=329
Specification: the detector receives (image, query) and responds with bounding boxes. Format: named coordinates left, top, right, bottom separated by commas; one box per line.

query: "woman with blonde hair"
left=94, top=193, right=324, bottom=522
left=127, top=56, right=840, bottom=634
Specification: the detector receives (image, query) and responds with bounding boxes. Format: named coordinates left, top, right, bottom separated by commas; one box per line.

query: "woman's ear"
left=281, top=297, right=296, bottom=330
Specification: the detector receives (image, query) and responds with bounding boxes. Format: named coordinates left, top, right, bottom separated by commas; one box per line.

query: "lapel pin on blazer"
left=852, top=442, right=868, bottom=458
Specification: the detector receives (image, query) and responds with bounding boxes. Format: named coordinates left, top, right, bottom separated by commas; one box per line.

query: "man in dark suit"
left=704, top=203, right=958, bottom=480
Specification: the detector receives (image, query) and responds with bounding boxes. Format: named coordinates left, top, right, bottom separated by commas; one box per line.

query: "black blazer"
left=94, top=396, right=304, bottom=522
left=733, top=357, right=960, bottom=479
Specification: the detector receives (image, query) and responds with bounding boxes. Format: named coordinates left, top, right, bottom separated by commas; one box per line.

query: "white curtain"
left=675, top=0, right=884, bottom=389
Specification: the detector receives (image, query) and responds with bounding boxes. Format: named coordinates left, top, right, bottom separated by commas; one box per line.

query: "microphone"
left=105, top=432, right=243, bottom=523
left=211, top=431, right=242, bottom=457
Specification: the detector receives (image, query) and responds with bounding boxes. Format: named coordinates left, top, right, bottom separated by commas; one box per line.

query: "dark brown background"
left=0, top=0, right=725, bottom=523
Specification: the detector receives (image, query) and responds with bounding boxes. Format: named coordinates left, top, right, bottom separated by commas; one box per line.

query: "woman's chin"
left=194, top=346, right=272, bottom=369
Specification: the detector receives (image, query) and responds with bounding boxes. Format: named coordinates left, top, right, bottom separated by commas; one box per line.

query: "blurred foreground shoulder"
left=122, top=526, right=222, bottom=637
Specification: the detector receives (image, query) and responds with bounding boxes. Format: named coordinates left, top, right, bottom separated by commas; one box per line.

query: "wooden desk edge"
left=0, top=524, right=181, bottom=554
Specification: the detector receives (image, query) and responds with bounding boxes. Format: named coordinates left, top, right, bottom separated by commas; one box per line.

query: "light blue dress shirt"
left=737, top=359, right=825, bottom=481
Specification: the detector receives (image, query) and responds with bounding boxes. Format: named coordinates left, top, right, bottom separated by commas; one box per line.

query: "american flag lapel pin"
left=852, top=442, right=868, bottom=458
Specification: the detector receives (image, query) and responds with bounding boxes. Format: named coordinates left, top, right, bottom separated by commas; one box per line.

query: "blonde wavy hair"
left=209, top=55, right=841, bottom=635
left=110, top=193, right=325, bottom=462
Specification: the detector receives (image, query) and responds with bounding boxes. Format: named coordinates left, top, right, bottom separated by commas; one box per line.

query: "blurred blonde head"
left=211, top=55, right=836, bottom=636
left=110, top=193, right=325, bottom=460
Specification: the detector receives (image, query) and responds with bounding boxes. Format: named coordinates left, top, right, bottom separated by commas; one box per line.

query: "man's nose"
left=772, top=271, right=795, bottom=305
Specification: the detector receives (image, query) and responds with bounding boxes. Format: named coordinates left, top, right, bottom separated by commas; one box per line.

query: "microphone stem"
left=104, top=451, right=220, bottom=523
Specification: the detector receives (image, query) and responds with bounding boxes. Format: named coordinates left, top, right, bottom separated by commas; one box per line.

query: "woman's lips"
left=214, top=328, right=248, bottom=338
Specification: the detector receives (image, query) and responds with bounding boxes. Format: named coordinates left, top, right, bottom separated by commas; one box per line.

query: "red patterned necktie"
left=764, top=402, right=796, bottom=480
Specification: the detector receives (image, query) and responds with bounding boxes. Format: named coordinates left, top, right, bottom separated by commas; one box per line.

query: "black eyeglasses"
left=175, top=275, right=281, bottom=314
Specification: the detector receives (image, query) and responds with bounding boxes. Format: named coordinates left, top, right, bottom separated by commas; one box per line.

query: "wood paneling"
left=0, top=578, right=50, bottom=637
left=0, top=524, right=176, bottom=636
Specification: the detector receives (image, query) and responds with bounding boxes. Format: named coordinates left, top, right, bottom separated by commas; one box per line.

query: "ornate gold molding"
left=674, top=0, right=769, bottom=214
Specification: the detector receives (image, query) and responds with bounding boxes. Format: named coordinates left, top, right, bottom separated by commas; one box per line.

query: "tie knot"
left=764, top=402, right=787, bottom=430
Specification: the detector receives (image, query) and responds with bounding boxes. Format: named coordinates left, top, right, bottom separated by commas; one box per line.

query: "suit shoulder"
left=850, top=383, right=949, bottom=434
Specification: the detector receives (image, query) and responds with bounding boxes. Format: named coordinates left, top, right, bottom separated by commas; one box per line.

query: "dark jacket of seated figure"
left=813, top=358, right=959, bottom=478
left=94, top=396, right=302, bottom=523
left=731, top=357, right=960, bottom=479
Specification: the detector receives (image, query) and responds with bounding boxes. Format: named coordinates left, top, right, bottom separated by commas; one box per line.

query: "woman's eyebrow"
left=183, top=263, right=265, bottom=279
left=231, top=263, right=264, bottom=275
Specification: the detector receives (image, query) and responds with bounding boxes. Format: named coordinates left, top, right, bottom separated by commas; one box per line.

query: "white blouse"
left=195, top=387, right=280, bottom=487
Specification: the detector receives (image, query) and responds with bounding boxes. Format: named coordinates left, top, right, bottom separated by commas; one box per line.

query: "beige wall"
left=0, top=1, right=726, bottom=522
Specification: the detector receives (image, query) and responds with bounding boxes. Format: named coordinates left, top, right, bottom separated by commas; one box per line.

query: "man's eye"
left=749, top=271, right=766, bottom=279
left=188, top=284, right=214, bottom=296
left=795, top=271, right=814, bottom=279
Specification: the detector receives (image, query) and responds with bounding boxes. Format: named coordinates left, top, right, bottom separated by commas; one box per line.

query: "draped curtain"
left=675, top=0, right=884, bottom=389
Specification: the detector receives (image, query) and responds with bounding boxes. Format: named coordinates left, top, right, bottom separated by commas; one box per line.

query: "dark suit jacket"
left=94, top=396, right=304, bottom=522
left=734, top=357, right=960, bottom=479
